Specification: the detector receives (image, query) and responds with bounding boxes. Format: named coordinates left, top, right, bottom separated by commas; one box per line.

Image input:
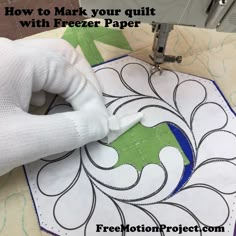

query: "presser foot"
left=151, top=64, right=163, bottom=75
left=150, top=55, right=183, bottom=75
left=150, top=22, right=183, bottom=75
left=149, top=55, right=163, bottom=75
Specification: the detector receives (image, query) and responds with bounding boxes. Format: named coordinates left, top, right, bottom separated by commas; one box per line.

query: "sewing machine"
left=79, top=0, right=236, bottom=71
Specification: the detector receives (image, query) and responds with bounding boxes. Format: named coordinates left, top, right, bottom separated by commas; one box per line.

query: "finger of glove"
left=72, top=46, right=102, bottom=95
left=64, top=111, right=109, bottom=147
left=17, top=38, right=102, bottom=95
left=30, top=91, right=46, bottom=107
left=25, top=48, right=87, bottom=102
left=67, top=79, right=108, bottom=117
left=25, top=49, right=104, bottom=116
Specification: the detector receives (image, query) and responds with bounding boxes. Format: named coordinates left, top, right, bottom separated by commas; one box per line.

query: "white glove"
left=0, top=38, right=109, bottom=176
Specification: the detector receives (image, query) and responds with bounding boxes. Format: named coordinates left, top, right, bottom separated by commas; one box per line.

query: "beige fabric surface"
left=0, top=22, right=236, bottom=236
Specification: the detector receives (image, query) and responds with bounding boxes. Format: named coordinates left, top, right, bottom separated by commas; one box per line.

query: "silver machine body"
left=79, top=0, right=236, bottom=70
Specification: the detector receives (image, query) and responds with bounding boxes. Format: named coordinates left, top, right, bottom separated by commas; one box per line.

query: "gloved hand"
left=0, top=38, right=109, bottom=176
